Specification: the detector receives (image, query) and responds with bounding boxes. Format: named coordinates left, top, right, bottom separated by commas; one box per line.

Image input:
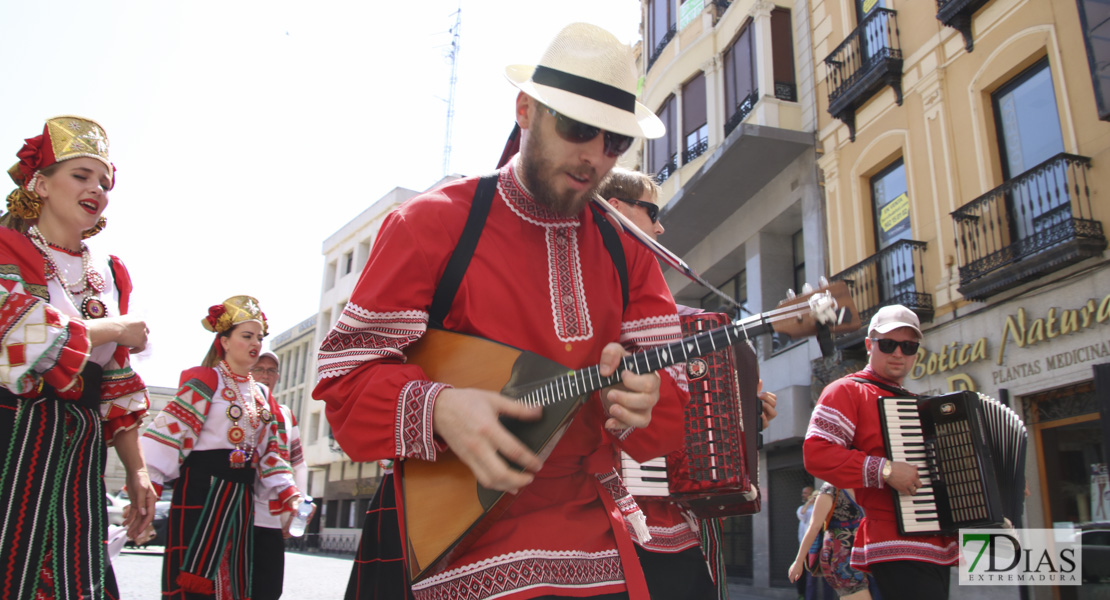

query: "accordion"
left=621, top=312, right=761, bottom=518
left=878, top=390, right=1027, bottom=536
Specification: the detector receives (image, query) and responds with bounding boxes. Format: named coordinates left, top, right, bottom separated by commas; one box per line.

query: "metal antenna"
left=442, top=7, right=461, bottom=176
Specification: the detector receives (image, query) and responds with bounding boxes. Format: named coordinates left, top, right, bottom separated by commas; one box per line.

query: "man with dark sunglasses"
left=598, top=167, right=781, bottom=600
left=315, top=22, right=690, bottom=600
left=803, top=305, right=958, bottom=600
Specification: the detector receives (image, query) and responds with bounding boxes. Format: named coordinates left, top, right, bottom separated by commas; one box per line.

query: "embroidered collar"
left=500, top=158, right=581, bottom=228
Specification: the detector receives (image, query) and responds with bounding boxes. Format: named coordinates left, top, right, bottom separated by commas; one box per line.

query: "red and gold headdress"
left=6, top=116, right=114, bottom=238
left=202, top=295, right=269, bottom=337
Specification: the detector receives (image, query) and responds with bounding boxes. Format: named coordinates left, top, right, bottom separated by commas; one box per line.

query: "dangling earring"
left=81, top=217, right=107, bottom=239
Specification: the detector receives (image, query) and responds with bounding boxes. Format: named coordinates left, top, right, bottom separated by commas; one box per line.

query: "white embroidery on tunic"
left=499, top=167, right=594, bottom=344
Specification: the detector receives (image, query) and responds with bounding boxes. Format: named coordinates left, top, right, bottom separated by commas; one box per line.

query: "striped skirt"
left=163, top=450, right=255, bottom=600
left=0, top=385, right=115, bottom=600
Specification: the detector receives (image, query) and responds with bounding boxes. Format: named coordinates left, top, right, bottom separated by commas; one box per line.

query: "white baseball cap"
left=868, top=305, right=922, bottom=338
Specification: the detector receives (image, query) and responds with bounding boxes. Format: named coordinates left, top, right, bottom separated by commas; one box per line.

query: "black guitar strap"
left=429, top=175, right=629, bottom=328
left=428, top=174, right=498, bottom=329
left=849, top=376, right=918, bottom=398
left=588, top=202, right=629, bottom=312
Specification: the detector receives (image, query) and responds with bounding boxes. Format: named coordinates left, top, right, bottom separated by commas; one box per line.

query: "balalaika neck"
left=516, top=312, right=772, bottom=407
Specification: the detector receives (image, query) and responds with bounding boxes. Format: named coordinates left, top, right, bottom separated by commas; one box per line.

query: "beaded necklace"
left=217, top=360, right=272, bottom=468
left=26, top=225, right=107, bottom=319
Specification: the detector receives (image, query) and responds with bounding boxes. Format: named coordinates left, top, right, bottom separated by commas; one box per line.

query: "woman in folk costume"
left=0, top=115, right=155, bottom=600
left=142, top=296, right=301, bottom=599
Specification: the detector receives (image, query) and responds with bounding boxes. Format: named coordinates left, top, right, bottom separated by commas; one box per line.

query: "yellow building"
left=639, top=0, right=1109, bottom=595
left=812, top=0, right=1110, bottom=596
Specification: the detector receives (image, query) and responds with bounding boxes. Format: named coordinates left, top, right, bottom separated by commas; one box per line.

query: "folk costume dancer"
left=597, top=168, right=779, bottom=600
left=250, top=352, right=310, bottom=600
left=314, top=23, right=690, bottom=600
left=803, top=305, right=956, bottom=600
left=142, top=297, right=302, bottom=599
left=0, top=115, right=154, bottom=600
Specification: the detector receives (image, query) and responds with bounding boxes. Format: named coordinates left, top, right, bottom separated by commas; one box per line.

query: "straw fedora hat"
left=505, top=22, right=665, bottom=140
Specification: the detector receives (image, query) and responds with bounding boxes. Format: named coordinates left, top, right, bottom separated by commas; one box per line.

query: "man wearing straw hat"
left=315, top=22, right=689, bottom=600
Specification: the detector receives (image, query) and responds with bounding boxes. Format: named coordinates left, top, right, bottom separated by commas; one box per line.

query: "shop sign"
left=679, top=0, right=704, bottom=30
left=908, top=292, right=1110, bottom=392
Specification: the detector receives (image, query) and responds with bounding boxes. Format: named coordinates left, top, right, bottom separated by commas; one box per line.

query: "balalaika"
left=621, top=312, right=762, bottom=518
left=878, top=391, right=1028, bottom=536
left=401, top=282, right=859, bottom=582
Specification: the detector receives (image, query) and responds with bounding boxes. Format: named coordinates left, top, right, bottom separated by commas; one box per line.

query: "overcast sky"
left=0, top=0, right=643, bottom=387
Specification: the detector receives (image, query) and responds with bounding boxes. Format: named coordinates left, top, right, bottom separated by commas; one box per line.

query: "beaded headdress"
left=203, top=295, right=268, bottom=336
left=6, top=116, right=114, bottom=238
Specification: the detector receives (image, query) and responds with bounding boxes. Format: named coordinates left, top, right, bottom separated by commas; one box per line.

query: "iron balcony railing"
left=724, top=88, right=759, bottom=137
left=952, top=153, right=1106, bottom=299
left=654, top=154, right=678, bottom=184
left=830, top=239, right=932, bottom=334
left=647, top=25, right=677, bottom=71
left=824, top=8, right=903, bottom=140
left=683, top=137, right=709, bottom=164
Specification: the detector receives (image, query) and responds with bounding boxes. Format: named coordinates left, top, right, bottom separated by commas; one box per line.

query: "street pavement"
left=112, top=546, right=354, bottom=599
left=113, top=547, right=787, bottom=599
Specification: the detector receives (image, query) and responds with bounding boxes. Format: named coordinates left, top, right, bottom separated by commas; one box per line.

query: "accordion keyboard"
left=621, top=453, right=669, bottom=496
left=880, top=398, right=940, bottom=533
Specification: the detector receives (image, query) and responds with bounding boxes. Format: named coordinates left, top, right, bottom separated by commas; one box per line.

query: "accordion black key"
left=878, top=391, right=1027, bottom=536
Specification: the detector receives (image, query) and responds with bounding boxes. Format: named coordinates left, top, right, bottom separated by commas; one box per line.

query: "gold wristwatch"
left=881, top=460, right=893, bottom=482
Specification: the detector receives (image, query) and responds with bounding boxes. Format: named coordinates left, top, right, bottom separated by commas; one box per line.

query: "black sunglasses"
left=542, top=105, right=634, bottom=158
left=869, top=338, right=920, bottom=355
left=615, top=197, right=659, bottom=223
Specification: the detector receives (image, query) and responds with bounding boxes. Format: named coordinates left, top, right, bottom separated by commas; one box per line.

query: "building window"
left=994, top=59, right=1064, bottom=180
left=325, top=500, right=339, bottom=528
left=357, top=238, right=372, bottom=272
left=1077, top=0, right=1110, bottom=120
left=308, top=412, right=321, bottom=445
left=342, top=251, right=354, bottom=276
left=871, top=159, right=910, bottom=251
left=300, top=340, right=310, bottom=381
left=723, top=24, right=756, bottom=136
left=771, top=8, right=796, bottom=101
left=792, top=229, right=806, bottom=295
left=700, top=270, right=747, bottom=316
left=289, top=346, right=300, bottom=387
left=648, top=0, right=676, bottom=67
left=648, top=95, right=678, bottom=182
left=992, top=59, right=1067, bottom=243
left=324, top=260, right=337, bottom=290
left=341, top=499, right=355, bottom=528
left=682, top=72, right=708, bottom=164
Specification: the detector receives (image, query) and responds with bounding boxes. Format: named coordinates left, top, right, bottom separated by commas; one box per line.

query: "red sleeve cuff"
left=103, top=411, right=146, bottom=446
left=268, top=485, right=302, bottom=515
left=41, top=318, right=90, bottom=392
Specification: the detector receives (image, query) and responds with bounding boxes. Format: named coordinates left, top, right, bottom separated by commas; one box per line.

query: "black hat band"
left=531, top=65, right=636, bottom=113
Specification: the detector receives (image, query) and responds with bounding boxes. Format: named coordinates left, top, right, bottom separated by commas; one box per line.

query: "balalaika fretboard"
left=511, top=312, right=773, bottom=408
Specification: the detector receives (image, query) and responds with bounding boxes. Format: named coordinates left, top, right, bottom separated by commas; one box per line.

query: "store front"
left=908, top=266, right=1110, bottom=596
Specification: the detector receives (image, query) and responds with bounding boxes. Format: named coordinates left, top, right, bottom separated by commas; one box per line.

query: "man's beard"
left=519, top=121, right=600, bottom=217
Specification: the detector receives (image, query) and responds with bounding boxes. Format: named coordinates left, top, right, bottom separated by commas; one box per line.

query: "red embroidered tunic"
left=803, top=368, right=958, bottom=569
left=314, top=161, right=690, bottom=600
